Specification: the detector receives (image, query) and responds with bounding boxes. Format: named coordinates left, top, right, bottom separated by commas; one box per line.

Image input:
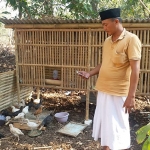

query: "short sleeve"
left=127, top=35, right=142, bottom=60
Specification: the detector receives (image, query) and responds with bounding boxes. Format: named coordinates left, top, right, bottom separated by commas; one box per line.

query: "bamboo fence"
left=1, top=20, right=149, bottom=120
left=0, top=70, right=32, bottom=111
left=14, top=28, right=150, bottom=94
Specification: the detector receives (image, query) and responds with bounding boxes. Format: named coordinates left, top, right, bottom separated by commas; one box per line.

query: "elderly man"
left=78, top=8, right=141, bottom=150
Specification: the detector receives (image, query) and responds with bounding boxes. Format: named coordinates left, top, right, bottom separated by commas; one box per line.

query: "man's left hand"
left=123, top=96, right=135, bottom=113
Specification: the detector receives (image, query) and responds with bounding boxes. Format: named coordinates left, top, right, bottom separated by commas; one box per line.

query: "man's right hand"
left=77, top=71, right=90, bottom=79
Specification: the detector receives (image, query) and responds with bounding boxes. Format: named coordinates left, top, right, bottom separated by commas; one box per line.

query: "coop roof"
left=0, top=18, right=150, bottom=28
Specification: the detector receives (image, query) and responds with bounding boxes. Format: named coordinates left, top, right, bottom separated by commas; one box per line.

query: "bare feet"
left=103, top=146, right=110, bottom=150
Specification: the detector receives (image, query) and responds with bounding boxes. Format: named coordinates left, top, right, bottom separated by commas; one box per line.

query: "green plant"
left=2, top=0, right=150, bottom=19
left=136, top=123, right=150, bottom=150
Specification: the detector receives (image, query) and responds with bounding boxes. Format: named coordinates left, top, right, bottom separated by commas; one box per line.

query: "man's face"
left=102, top=19, right=118, bottom=35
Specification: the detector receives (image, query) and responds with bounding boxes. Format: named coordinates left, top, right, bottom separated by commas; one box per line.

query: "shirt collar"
left=109, top=28, right=126, bottom=42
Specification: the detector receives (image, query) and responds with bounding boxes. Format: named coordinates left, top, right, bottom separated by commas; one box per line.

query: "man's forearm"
left=128, top=69, right=140, bottom=97
left=89, top=64, right=101, bottom=77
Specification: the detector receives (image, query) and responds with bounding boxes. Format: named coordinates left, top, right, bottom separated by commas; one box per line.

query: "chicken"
left=38, top=111, right=54, bottom=130
left=26, top=98, right=42, bottom=110
left=33, top=98, right=42, bottom=110
left=11, top=106, right=20, bottom=112
left=5, top=106, right=24, bottom=119
left=11, top=106, right=24, bottom=117
left=9, top=124, right=24, bottom=141
left=5, top=107, right=24, bottom=125
left=34, top=105, right=44, bottom=121
left=25, top=119, right=39, bottom=130
left=1, top=109, right=12, bottom=117
left=64, top=91, right=71, bottom=96
left=0, top=133, right=5, bottom=139
left=25, top=98, right=34, bottom=110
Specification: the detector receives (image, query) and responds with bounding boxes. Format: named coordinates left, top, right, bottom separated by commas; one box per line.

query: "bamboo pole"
left=15, top=43, right=150, bottom=48
left=16, top=84, right=149, bottom=95
left=14, top=29, right=21, bottom=103
left=5, top=23, right=150, bottom=29
left=85, top=29, right=91, bottom=121
left=37, top=87, right=40, bottom=99
left=18, top=64, right=88, bottom=68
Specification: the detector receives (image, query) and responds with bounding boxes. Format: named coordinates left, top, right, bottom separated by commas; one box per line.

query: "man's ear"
left=115, top=18, right=120, bottom=24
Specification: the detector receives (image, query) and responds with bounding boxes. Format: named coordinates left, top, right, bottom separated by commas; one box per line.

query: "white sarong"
left=92, top=91, right=130, bottom=150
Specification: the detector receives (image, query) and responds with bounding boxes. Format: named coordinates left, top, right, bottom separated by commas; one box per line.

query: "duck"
left=9, top=124, right=24, bottom=141
left=9, top=106, right=24, bottom=118
left=13, top=99, right=26, bottom=109
left=25, top=119, right=39, bottom=130
left=14, top=112, right=25, bottom=125
left=11, top=106, right=20, bottom=112
left=22, top=106, right=29, bottom=114
left=5, top=116, right=12, bottom=125
left=33, top=98, right=40, bottom=104
left=14, top=112, right=25, bottom=120
left=19, top=99, right=25, bottom=108
left=6, top=116, right=11, bottom=121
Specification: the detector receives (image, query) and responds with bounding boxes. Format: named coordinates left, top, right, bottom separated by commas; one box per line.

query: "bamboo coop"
left=1, top=18, right=150, bottom=121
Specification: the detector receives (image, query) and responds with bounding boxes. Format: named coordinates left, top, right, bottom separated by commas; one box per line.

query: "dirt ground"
left=0, top=94, right=150, bottom=150
left=0, top=46, right=150, bottom=150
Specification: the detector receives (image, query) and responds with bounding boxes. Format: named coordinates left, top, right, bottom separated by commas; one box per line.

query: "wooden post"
left=85, top=29, right=91, bottom=121
left=15, top=29, right=21, bottom=103
left=37, top=87, right=40, bottom=99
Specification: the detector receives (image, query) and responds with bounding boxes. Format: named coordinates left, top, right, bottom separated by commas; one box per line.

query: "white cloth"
left=92, top=91, right=130, bottom=150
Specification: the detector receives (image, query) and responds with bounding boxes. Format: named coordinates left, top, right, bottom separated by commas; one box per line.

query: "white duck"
left=19, top=99, right=25, bottom=108
left=25, top=119, right=39, bottom=130
left=5, top=116, right=12, bottom=125
left=33, top=98, right=40, bottom=104
left=22, top=106, right=29, bottom=114
left=6, top=116, right=11, bottom=121
left=13, top=99, right=26, bottom=109
left=11, top=106, right=20, bottom=112
left=14, top=112, right=25, bottom=125
left=9, top=124, right=24, bottom=141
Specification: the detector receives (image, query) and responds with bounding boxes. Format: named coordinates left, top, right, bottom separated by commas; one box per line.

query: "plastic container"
left=0, top=115, right=6, bottom=126
left=54, top=112, right=69, bottom=123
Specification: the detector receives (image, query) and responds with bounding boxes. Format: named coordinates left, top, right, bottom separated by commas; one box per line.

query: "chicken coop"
left=0, top=18, right=150, bottom=121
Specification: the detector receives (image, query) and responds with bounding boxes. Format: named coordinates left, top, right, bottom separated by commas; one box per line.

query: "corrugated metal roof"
left=0, top=18, right=150, bottom=25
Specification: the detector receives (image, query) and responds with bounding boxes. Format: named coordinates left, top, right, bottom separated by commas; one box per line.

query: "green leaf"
left=148, top=136, right=150, bottom=143
left=142, top=139, right=150, bottom=150
left=1, top=11, right=11, bottom=14
left=136, top=132, right=147, bottom=144
left=62, top=0, right=66, bottom=4
left=136, top=123, right=150, bottom=144
left=148, top=130, right=150, bottom=136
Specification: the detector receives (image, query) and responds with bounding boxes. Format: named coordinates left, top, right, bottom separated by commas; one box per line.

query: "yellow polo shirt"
left=95, top=29, right=141, bottom=96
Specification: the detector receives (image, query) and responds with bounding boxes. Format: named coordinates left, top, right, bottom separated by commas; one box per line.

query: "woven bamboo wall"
left=15, top=28, right=150, bottom=95
left=0, top=70, right=32, bottom=111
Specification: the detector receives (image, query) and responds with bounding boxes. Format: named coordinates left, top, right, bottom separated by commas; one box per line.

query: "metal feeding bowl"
left=54, top=112, right=69, bottom=123
left=0, top=115, right=6, bottom=126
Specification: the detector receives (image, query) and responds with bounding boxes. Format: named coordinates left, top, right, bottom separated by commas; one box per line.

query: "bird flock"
left=0, top=98, right=54, bottom=141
